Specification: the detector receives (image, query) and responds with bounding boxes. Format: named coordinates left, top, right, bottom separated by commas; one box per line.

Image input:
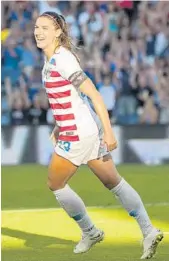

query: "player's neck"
left=43, top=46, right=55, bottom=61
left=43, top=44, right=60, bottom=61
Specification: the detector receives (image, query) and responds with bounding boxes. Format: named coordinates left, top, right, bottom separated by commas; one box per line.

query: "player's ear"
left=56, top=28, right=62, bottom=38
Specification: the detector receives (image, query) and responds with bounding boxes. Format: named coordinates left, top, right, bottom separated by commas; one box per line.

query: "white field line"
left=2, top=202, right=169, bottom=214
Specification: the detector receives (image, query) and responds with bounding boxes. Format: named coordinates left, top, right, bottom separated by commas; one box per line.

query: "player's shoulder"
left=50, top=47, right=82, bottom=79
left=54, top=46, right=72, bottom=57
left=53, top=46, right=78, bottom=64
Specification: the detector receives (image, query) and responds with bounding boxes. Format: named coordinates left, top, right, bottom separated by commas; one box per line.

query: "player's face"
left=34, top=17, right=60, bottom=50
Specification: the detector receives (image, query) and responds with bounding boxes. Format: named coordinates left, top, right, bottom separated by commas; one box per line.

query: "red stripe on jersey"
left=54, top=114, right=75, bottom=121
left=50, top=102, right=72, bottom=110
left=59, top=124, right=77, bottom=132
left=58, top=135, right=79, bottom=142
left=45, top=80, right=70, bottom=88
left=48, top=90, right=71, bottom=99
left=50, top=71, right=61, bottom=77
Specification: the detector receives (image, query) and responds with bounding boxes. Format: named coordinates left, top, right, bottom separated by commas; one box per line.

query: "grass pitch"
left=1, top=164, right=169, bottom=261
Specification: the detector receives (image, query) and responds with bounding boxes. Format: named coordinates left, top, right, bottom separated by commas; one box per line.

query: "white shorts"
left=54, top=132, right=108, bottom=166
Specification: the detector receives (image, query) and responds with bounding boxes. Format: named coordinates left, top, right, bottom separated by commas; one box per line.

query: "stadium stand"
left=1, top=1, right=169, bottom=125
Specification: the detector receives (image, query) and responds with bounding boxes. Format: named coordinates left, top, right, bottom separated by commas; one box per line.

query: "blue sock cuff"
left=72, top=213, right=84, bottom=221
left=129, top=210, right=138, bottom=217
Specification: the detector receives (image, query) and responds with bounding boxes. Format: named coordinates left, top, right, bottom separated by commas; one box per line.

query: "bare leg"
left=87, top=154, right=121, bottom=189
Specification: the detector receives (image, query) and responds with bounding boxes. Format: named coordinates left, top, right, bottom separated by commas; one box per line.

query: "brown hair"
left=40, top=11, right=79, bottom=62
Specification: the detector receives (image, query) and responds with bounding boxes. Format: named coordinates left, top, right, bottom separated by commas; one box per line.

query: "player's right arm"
left=55, top=49, right=117, bottom=151
left=79, top=78, right=117, bottom=151
left=50, top=125, right=59, bottom=146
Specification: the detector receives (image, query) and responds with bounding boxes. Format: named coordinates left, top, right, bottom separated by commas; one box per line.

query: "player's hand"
left=103, top=131, right=117, bottom=152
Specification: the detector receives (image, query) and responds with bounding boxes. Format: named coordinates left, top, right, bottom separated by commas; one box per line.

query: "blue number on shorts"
left=58, top=140, right=71, bottom=152
left=58, top=140, right=62, bottom=149
left=64, top=142, right=71, bottom=152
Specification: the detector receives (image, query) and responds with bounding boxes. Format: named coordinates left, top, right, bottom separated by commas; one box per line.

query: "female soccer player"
left=34, top=11, right=163, bottom=259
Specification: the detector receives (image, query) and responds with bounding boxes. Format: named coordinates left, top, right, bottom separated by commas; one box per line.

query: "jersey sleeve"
left=55, top=49, right=83, bottom=80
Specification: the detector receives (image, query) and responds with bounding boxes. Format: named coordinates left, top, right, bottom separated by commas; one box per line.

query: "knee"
left=47, top=178, right=55, bottom=191
left=47, top=165, right=65, bottom=191
left=47, top=177, right=65, bottom=191
left=103, top=182, right=115, bottom=190
left=102, top=175, right=122, bottom=190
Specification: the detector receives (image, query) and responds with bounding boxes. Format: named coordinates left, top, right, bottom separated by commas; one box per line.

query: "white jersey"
left=42, top=46, right=101, bottom=142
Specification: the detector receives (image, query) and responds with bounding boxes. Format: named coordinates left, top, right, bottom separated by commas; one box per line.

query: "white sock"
left=53, top=185, right=96, bottom=234
left=111, top=178, right=153, bottom=238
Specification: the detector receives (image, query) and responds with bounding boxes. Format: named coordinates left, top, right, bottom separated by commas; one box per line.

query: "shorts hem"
left=54, top=149, right=80, bottom=167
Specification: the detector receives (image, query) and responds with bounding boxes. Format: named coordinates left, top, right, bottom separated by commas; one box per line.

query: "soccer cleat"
left=73, top=228, right=104, bottom=254
left=141, top=228, right=164, bottom=259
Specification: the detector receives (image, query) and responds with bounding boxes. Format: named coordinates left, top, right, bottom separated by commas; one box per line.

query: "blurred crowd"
left=1, top=1, right=169, bottom=126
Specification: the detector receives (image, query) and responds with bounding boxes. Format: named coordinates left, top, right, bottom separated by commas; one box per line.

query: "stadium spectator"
left=38, top=1, right=62, bottom=16
left=27, top=92, right=48, bottom=125
left=115, top=56, right=138, bottom=124
left=97, top=74, right=117, bottom=119
left=2, top=38, right=22, bottom=86
left=139, top=96, right=159, bottom=124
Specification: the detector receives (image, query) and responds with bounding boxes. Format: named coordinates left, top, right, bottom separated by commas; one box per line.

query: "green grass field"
left=1, top=164, right=169, bottom=261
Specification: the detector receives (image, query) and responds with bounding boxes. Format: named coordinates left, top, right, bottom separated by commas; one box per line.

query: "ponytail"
left=58, top=16, right=80, bottom=63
